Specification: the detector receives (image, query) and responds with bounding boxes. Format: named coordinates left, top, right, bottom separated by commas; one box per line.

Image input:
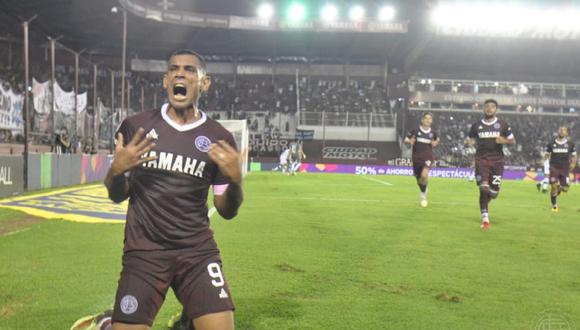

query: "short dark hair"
left=422, top=111, right=433, bottom=118
left=168, top=49, right=206, bottom=71
left=484, top=99, right=498, bottom=107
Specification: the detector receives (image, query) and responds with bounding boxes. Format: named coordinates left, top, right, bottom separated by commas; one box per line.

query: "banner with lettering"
left=0, top=81, right=24, bottom=131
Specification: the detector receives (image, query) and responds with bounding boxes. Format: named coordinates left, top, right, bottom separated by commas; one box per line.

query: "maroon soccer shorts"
left=549, top=166, right=570, bottom=187
left=112, top=238, right=235, bottom=326
left=412, top=159, right=433, bottom=179
left=475, top=157, right=504, bottom=191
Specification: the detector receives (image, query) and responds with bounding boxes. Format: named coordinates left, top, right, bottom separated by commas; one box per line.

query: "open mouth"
left=173, top=83, right=187, bottom=101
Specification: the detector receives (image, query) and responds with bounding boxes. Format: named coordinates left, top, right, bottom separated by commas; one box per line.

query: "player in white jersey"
left=272, top=147, right=290, bottom=173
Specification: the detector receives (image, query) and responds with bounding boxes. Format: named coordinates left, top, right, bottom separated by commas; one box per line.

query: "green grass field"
left=1, top=172, right=579, bottom=329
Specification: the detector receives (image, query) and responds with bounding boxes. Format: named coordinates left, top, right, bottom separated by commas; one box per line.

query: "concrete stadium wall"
left=0, top=153, right=111, bottom=199
left=0, top=156, right=25, bottom=198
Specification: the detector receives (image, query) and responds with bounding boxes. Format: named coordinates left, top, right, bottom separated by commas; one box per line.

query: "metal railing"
left=300, top=111, right=396, bottom=128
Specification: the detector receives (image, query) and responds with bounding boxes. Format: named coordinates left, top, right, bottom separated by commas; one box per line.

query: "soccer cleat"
left=70, top=309, right=113, bottom=330
left=480, top=214, right=490, bottom=230
left=552, top=206, right=559, bottom=213
left=536, top=183, right=541, bottom=192
left=480, top=220, right=490, bottom=231
left=167, top=310, right=194, bottom=330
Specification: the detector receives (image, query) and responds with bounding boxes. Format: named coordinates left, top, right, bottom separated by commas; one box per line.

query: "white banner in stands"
left=32, top=78, right=51, bottom=114
left=53, top=82, right=87, bottom=115
left=0, top=81, right=24, bottom=131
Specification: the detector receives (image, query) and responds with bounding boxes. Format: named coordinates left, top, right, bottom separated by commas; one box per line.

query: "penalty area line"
left=250, top=195, right=545, bottom=209
left=359, top=175, right=394, bottom=186
left=208, top=207, right=217, bottom=218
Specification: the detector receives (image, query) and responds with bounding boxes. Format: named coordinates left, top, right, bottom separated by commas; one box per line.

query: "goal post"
left=218, top=120, right=249, bottom=177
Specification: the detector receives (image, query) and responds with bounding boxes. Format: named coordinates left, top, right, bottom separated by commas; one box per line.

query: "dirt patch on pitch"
left=275, top=263, right=305, bottom=273
left=365, top=282, right=412, bottom=295
left=0, top=215, right=44, bottom=236
left=435, top=292, right=464, bottom=303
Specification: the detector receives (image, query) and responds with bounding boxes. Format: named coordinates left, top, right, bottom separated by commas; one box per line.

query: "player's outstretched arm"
left=432, top=138, right=440, bottom=147
left=105, top=128, right=157, bottom=203
left=496, top=136, right=516, bottom=145
left=209, top=140, right=244, bottom=220
left=404, top=136, right=415, bottom=146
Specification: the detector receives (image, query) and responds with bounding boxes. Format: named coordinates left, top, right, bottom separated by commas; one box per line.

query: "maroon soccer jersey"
left=116, top=105, right=236, bottom=252
left=468, top=118, right=513, bottom=159
left=547, top=139, right=576, bottom=169
left=407, top=126, right=438, bottom=162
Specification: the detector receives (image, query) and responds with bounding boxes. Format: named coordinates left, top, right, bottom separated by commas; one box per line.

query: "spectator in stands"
left=52, top=126, right=71, bottom=154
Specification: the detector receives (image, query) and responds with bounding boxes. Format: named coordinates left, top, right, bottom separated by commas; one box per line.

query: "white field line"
left=208, top=207, right=217, bottom=218
left=249, top=195, right=545, bottom=209
left=1, top=227, right=31, bottom=237
left=359, top=175, right=394, bottom=186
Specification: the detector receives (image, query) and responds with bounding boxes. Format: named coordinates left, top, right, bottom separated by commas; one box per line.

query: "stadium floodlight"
left=321, top=4, right=338, bottom=22
left=257, top=3, right=274, bottom=20
left=349, top=5, right=365, bottom=21
left=378, top=6, right=395, bottom=21
left=287, top=2, right=307, bottom=22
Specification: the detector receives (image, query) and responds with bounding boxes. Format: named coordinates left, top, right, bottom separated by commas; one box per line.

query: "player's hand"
left=208, top=140, right=244, bottom=184
left=110, top=128, right=157, bottom=176
left=495, top=136, right=509, bottom=144
left=408, top=137, right=416, bottom=145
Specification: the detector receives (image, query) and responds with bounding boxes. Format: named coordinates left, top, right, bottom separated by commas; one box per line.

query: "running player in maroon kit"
left=404, top=112, right=439, bottom=207
left=105, top=50, right=243, bottom=330
left=465, top=99, right=516, bottom=230
left=545, top=126, right=577, bottom=212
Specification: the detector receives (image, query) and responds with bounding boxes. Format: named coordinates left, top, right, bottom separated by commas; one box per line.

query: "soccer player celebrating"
left=404, top=112, right=439, bottom=207
left=104, top=50, right=243, bottom=330
left=465, top=99, right=516, bottom=230
left=545, top=126, right=577, bottom=212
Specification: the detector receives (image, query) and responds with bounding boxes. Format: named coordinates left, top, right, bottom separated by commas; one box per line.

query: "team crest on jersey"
left=120, top=295, right=138, bottom=315
left=478, top=125, right=483, bottom=129
left=494, top=123, right=500, bottom=129
left=428, top=133, right=433, bottom=138
left=195, top=136, right=211, bottom=152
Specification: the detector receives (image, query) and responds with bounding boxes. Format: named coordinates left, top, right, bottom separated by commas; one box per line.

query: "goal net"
left=218, top=120, right=249, bottom=177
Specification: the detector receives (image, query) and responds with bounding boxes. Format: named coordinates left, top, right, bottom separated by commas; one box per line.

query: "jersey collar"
left=481, top=117, right=498, bottom=126
left=419, top=126, right=431, bottom=134
left=161, top=103, right=207, bottom=132
left=555, top=138, right=568, bottom=145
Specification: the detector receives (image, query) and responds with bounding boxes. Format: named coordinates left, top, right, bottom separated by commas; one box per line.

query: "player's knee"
left=561, top=186, right=569, bottom=193
left=489, top=188, right=499, bottom=199
left=479, top=183, right=490, bottom=194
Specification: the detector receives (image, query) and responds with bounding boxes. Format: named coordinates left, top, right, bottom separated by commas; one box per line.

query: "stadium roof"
left=1, top=0, right=580, bottom=80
